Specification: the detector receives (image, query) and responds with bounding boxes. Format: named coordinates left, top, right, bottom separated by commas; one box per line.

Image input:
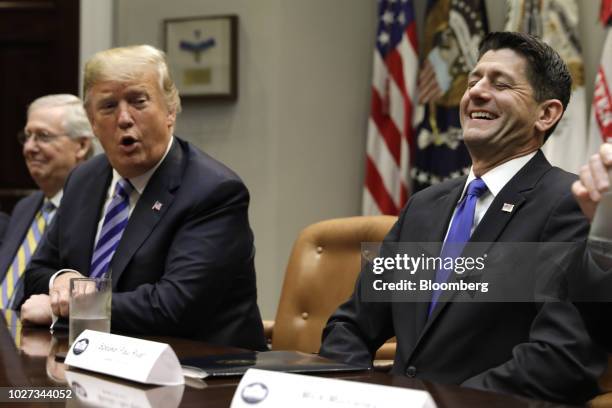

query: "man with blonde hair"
left=21, top=45, right=266, bottom=350
left=0, top=94, right=93, bottom=314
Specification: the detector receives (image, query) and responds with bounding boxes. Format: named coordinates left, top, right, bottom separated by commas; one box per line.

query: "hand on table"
left=20, top=294, right=52, bottom=326
left=49, top=271, right=81, bottom=318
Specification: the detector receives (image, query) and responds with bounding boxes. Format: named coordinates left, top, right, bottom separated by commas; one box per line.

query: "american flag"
left=602, top=0, right=612, bottom=26
left=587, top=6, right=612, bottom=156
left=506, top=0, right=587, bottom=174
left=362, top=0, right=418, bottom=215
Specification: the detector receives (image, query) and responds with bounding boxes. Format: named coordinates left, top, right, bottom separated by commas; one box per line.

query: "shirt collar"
left=461, top=151, right=537, bottom=199
left=48, top=190, right=63, bottom=209
left=111, top=136, right=174, bottom=195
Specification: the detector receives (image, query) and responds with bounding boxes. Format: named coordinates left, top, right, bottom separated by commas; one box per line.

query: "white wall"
left=112, top=0, right=607, bottom=319
left=80, top=0, right=114, bottom=94
left=81, top=0, right=114, bottom=155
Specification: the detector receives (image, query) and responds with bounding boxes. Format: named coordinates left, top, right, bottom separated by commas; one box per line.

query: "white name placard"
left=65, top=330, right=184, bottom=386
left=230, top=368, right=437, bottom=408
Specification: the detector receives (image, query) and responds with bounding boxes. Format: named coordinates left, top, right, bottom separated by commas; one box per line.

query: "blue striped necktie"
left=90, top=179, right=133, bottom=278
left=1, top=201, right=55, bottom=309
left=428, top=178, right=488, bottom=316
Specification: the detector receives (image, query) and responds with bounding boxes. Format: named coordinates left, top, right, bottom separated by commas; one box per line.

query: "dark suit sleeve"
left=109, top=178, right=255, bottom=338
left=319, top=205, right=411, bottom=368
left=462, top=191, right=605, bottom=403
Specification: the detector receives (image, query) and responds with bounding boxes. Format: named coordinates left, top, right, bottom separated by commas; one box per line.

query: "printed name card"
left=65, top=330, right=184, bottom=386
left=230, top=368, right=437, bottom=408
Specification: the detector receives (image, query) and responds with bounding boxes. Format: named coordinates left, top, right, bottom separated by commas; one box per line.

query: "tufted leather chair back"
left=271, top=216, right=397, bottom=353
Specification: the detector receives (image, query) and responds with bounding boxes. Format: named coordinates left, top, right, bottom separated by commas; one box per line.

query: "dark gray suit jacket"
left=0, top=192, right=44, bottom=309
left=24, top=137, right=266, bottom=350
left=320, top=151, right=605, bottom=404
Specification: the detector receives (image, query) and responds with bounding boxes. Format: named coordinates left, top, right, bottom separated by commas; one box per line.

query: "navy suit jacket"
left=320, top=151, right=605, bottom=404
left=24, top=138, right=266, bottom=350
left=0, top=192, right=44, bottom=309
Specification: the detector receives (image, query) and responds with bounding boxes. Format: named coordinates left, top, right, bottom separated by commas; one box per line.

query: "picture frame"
left=164, top=15, right=238, bottom=100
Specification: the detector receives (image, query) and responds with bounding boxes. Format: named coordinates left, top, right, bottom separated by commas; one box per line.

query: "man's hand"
left=20, top=294, right=52, bottom=326
left=50, top=271, right=81, bottom=317
left=572, top=143, right=612, bottom=221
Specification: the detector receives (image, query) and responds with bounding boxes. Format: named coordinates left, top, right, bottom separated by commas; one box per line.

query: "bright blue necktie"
left=90, top=179, right=133, bottom=278
left=428, top=178, right=488, bottom=316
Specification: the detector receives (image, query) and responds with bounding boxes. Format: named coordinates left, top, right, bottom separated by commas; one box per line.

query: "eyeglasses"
left=17, top=130, right=62, bottom=145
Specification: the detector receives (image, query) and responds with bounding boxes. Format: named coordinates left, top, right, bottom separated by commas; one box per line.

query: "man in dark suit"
left=20, top=45, right=266, bottom=350
left=320, top=32, right=605, bottom=404
left=0, top=95, right=93, bottom=313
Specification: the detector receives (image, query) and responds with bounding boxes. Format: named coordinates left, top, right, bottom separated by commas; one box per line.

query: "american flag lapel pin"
left=502, top=203, right=515, bottom=213
left=152, top=201, right=163, bottom=211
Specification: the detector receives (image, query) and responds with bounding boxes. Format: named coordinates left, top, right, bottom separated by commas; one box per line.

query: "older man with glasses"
left=0, top=94, right=93, bottom=320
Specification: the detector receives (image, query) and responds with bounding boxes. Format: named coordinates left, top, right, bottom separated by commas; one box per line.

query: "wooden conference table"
left=0, top=315, right=580, bottom=408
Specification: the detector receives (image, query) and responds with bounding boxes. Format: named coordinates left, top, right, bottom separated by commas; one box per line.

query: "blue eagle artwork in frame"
left=164, top=15, right=238, bottom=100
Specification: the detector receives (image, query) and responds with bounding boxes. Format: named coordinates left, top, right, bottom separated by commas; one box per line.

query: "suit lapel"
left=109, top=140, right=184, bottom=288
left=470, top=151, right=550, bottom=243
left=411, top=151, right=552, bottom=351
left=412, top=179, right=465, bottom=336
left=78, top=163, right=113, bottom=273
left=426, top=181, right=465, bottom=242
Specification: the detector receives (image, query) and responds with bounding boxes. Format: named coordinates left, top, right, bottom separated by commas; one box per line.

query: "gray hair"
left=28, top=94, right=95, bottom=158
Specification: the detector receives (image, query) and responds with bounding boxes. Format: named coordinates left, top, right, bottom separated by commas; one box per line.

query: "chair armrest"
left=373, top=360, right=394, bottom=372
left=374, top=340, right=396, bottom=360
left=372, top=339, right=396, bottom=372
left=262, top=319, right=275, bottom=343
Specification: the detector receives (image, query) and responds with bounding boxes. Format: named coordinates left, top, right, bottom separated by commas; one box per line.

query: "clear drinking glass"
left=68, top=277, right=111, bottom=344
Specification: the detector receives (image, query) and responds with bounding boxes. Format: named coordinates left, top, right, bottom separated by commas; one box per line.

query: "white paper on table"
left=230, top=368, right=437, bottom=408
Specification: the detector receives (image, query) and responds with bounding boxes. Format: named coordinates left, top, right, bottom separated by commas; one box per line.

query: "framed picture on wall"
left=164, top=15, right=238, bottom=100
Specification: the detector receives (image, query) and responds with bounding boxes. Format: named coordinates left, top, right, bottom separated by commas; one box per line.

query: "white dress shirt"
left=48, top=190, right=62, bottom=210
left=44, top=189, right=63, bottom=223
left=444, top=151, right=537, bottom=240
left=92, top=137, right=174, bottom=246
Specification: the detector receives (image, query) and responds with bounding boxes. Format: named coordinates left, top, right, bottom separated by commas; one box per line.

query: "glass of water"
left=69, top=277, right=111, bottom=344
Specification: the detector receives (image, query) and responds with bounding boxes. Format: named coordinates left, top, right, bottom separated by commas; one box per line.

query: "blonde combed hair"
left=83, top=45, right=181, bottom=115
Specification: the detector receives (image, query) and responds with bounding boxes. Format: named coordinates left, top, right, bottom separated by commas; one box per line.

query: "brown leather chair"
left=264, top=216, right=397, bottom=361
